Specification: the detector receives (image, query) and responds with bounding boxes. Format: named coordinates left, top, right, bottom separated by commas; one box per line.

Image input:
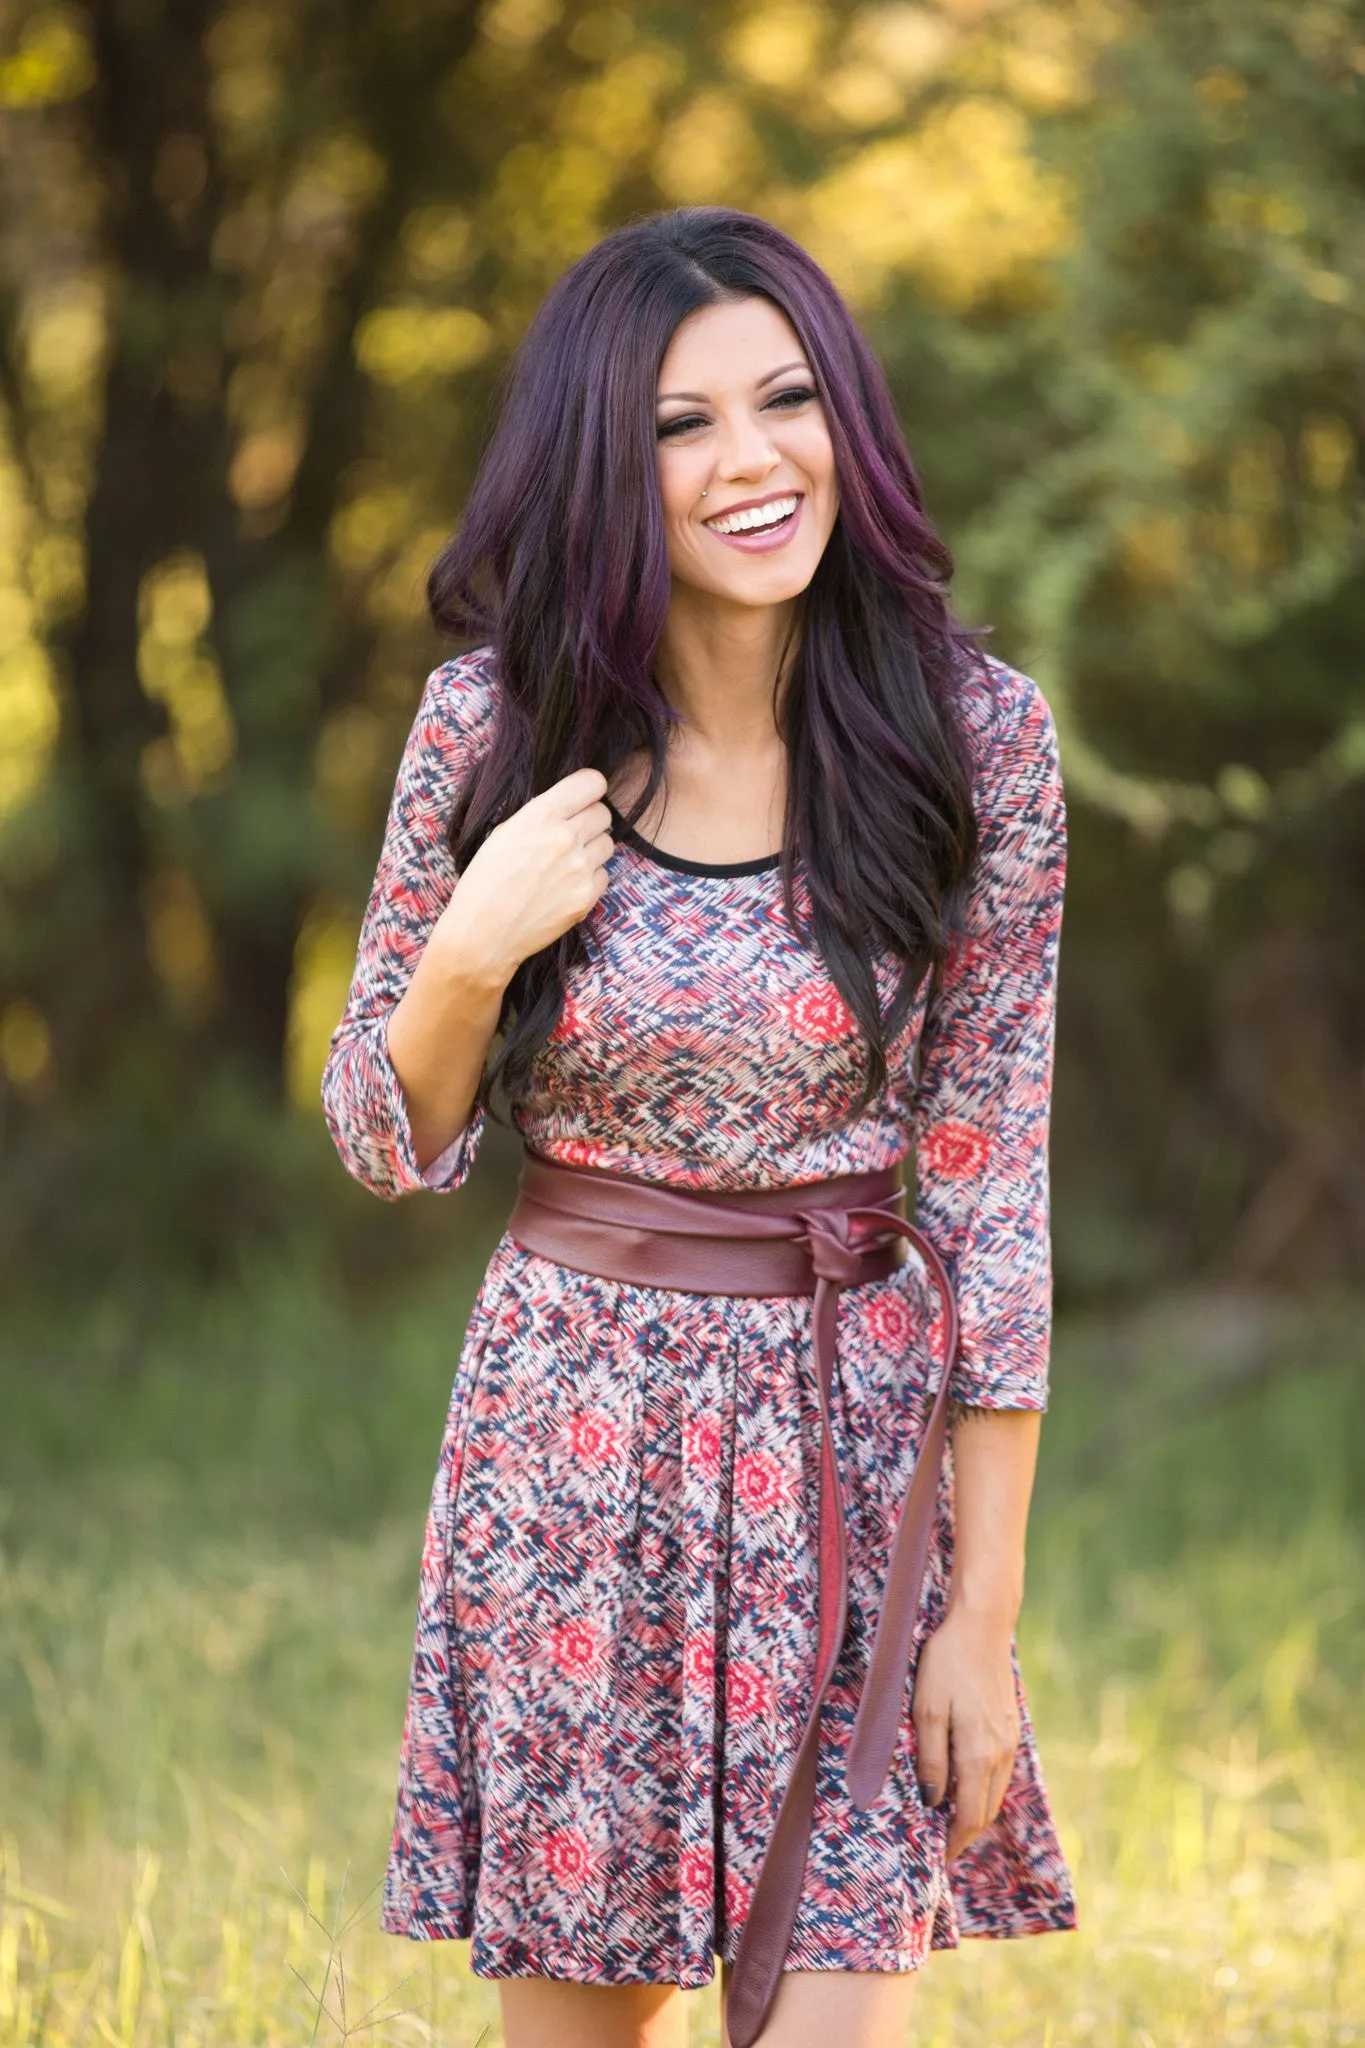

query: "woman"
left=323, top=206, right=1075, bottom=2048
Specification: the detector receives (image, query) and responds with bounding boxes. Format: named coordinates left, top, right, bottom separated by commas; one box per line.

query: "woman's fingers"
left=541, top=767, right=609, bottom=815
left=913, top=1699, right=950, bottom=1811
left=984, top=1750, right=1016, bottom=1830
left=945, top=1741, right=1019, bottom=1860
left=577, top=799, right=613, bottom=839
left=582, top=827, right=618, bottom=869
left=945, top=1752, right=991, bottom=1860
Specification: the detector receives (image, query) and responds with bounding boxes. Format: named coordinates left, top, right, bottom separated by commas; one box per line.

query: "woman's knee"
left=497, top=1975, right=687, bottom=2048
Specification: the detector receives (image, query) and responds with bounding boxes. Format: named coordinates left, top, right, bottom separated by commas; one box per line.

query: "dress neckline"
left=607, top=801, right=782, bottom=878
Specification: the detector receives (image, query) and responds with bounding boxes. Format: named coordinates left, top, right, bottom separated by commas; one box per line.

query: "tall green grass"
left=1, top=1253, right=1361, bottom=2044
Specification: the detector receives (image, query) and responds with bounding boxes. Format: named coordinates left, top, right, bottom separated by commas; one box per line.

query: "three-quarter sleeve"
left=910, top=663, right=1067, bottom=1409
left=321, top=651, right=497, bottom=1202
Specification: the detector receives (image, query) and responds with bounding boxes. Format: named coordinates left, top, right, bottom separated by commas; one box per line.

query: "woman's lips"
left=703, top=495, right=805, bottom=553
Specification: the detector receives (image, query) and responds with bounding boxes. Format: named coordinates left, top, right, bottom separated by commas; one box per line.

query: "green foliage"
left=0, top=0, right=1360, bottom=1292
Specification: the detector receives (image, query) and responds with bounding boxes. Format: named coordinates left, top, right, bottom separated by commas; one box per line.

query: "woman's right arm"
left=385, top=761, right=617, bottom=1171
left=321, top=656, right=614, bottom=1201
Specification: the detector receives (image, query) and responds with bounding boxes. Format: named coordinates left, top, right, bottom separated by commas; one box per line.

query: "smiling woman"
left=322, top=207, right=1074, bottom=2048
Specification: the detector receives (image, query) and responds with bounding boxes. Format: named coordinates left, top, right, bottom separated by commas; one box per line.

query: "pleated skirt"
left=379, top=1233, right=1077, bottom=1984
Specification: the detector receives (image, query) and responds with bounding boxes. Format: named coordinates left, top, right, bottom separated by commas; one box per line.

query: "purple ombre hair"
left=432, top=206, right=984, bottom=1118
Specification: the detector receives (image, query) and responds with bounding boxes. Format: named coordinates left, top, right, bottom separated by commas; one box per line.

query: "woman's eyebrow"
left=656, top=360, right=813, bottom=405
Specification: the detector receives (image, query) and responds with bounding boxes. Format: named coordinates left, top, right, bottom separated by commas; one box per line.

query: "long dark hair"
left=432, top=205, right=983, bottom=1122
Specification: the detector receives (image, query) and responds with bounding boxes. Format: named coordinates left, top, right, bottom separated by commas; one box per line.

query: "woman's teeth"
left=704, top=494, right=799, bottom=535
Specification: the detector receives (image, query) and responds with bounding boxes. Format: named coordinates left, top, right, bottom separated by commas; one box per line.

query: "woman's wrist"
left=384, top=911, right=512, bottom=1177
left=944, top=1579, right=1023, bottom=1636
left=425, top=913, right=518, bottom=1004
left=943, top=1404, right=1038, bottom=1640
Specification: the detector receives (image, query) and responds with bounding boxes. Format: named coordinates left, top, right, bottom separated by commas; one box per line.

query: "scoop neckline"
left=607, top=801, right=782, bottom=877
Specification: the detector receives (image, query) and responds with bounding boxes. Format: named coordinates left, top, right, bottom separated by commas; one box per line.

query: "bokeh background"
left=1, top=1, right=1362, bottom=2041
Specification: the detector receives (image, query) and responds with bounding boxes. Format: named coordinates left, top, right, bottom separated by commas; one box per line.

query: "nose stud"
left=701, top=489, right=708, bottom=498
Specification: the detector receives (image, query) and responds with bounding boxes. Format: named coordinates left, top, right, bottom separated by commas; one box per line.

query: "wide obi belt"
left=506, top=1147, right=960, bottom=2048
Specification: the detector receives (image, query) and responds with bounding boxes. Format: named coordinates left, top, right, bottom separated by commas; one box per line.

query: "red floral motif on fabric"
left=683, top=1413, right=723, bottom=1478
left=917, top=1120, right=991, bottom=1181
left=566, top=1410, right=623, bottom=1470
left=783, top=981, right=856, bottom=1044
left=683, top=1635, right=716, bottom=1690
left=733, top=1449, right=791, bottom=1515
left=546, top=1618, right=599, bottom=1679
left=550, top=993, right=583, bottom=1042
left=552, top=1136, right=602, bottom=1169
left=864, top=1289, right=916, bottom=1352
left=725, top=1660, right=775, bottom=1724
left=542, top=1829, right=594, bottom=1893
left=725, top=1868, right=754, bottom=1928
left=680, top=1845, right=714, bottom=1907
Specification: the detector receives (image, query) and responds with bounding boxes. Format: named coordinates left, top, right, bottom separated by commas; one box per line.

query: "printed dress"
left=322, top=643, right=1077, bottom=1988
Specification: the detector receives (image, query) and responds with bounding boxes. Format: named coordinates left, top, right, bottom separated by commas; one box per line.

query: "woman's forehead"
left=657, top=297, right=806, bottom=395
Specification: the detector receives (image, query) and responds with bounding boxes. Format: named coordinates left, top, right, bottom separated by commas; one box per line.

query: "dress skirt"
left=378, top=1233, right=1077, bottom=1986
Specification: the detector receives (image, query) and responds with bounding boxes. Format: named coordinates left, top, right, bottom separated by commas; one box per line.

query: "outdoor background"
left=1, top=0, right=1362, bottom=2042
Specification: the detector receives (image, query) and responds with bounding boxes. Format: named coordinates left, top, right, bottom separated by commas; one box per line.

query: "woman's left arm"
left=906, top=660, right=1067, bottom=1855
left=912, top=1407, right=1041, bottom=1855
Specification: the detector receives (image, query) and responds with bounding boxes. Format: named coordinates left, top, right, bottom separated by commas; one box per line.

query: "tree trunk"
left=57, top=0, right=233, bottom=1094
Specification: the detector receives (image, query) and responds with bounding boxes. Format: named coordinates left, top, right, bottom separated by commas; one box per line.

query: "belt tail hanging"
left=724, top=1220, right=960, bottom=2048
left=724, top=1269, right=852, bottom=2048
left=845, top=1222, right=960, bottom=1810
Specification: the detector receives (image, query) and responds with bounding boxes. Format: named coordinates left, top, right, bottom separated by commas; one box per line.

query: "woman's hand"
left=386, top=767, right=615, bottom=1173
left=431, top=765, right=616, bottom=990
left=908, top=1407, right=1041, bottom=1861
left=912, top=1605, right=1021, bottom=1859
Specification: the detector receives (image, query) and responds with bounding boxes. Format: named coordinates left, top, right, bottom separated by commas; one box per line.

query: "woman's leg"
left=498, top=1978, right=688, bottom=2048
left=719, top=1959, right=916, bottom=2048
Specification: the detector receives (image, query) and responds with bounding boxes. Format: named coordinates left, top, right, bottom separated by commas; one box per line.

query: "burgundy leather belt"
left=505, top=1146, right=960, bottom=2048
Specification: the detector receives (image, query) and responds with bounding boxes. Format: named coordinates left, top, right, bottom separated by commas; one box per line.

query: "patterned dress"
left=322, top=643, right=1077, bottom=1988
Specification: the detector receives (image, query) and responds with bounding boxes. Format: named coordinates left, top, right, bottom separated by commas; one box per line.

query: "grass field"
left=2, top=1237, right=1362, bottom=2046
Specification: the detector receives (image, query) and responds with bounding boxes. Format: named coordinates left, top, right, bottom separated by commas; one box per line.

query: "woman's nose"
left=715, top=410, right=780, bottom=482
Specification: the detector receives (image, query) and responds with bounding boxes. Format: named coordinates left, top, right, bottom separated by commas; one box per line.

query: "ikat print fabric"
left=322, top=644, right=1077, bottom=1986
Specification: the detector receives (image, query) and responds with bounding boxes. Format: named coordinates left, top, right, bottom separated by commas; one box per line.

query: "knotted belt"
left=505, top=1147, right=960, bottom=2048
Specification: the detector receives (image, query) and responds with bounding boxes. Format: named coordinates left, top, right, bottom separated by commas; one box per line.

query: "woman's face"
left=655, top=295, right=839, bottom=611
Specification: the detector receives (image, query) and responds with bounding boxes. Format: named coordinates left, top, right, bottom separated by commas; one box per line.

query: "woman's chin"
left=684, top=556, right=824, bottom=610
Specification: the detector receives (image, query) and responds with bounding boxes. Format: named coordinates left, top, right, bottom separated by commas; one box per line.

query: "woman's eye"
left=657, top=388, right=815, bottom=439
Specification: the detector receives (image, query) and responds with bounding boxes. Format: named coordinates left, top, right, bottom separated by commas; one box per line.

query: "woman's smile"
left=702, top=490, right=805, bottom=551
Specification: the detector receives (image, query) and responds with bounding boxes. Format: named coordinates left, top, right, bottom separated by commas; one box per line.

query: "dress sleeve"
left=321, top=654, right=495, bottom=1202
left=910, top=666, right=1067, bottom=1410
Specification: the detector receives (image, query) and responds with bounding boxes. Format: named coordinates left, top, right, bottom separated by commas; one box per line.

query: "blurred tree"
left=0, top=1, right=498, bottom=1274
left=0, top=0, right=867, bottom=1277
left=0, top=0, right=1360, bottom=1299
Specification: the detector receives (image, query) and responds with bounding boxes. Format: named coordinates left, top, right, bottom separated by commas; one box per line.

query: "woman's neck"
left=654, top=586, right=798, bottom=748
